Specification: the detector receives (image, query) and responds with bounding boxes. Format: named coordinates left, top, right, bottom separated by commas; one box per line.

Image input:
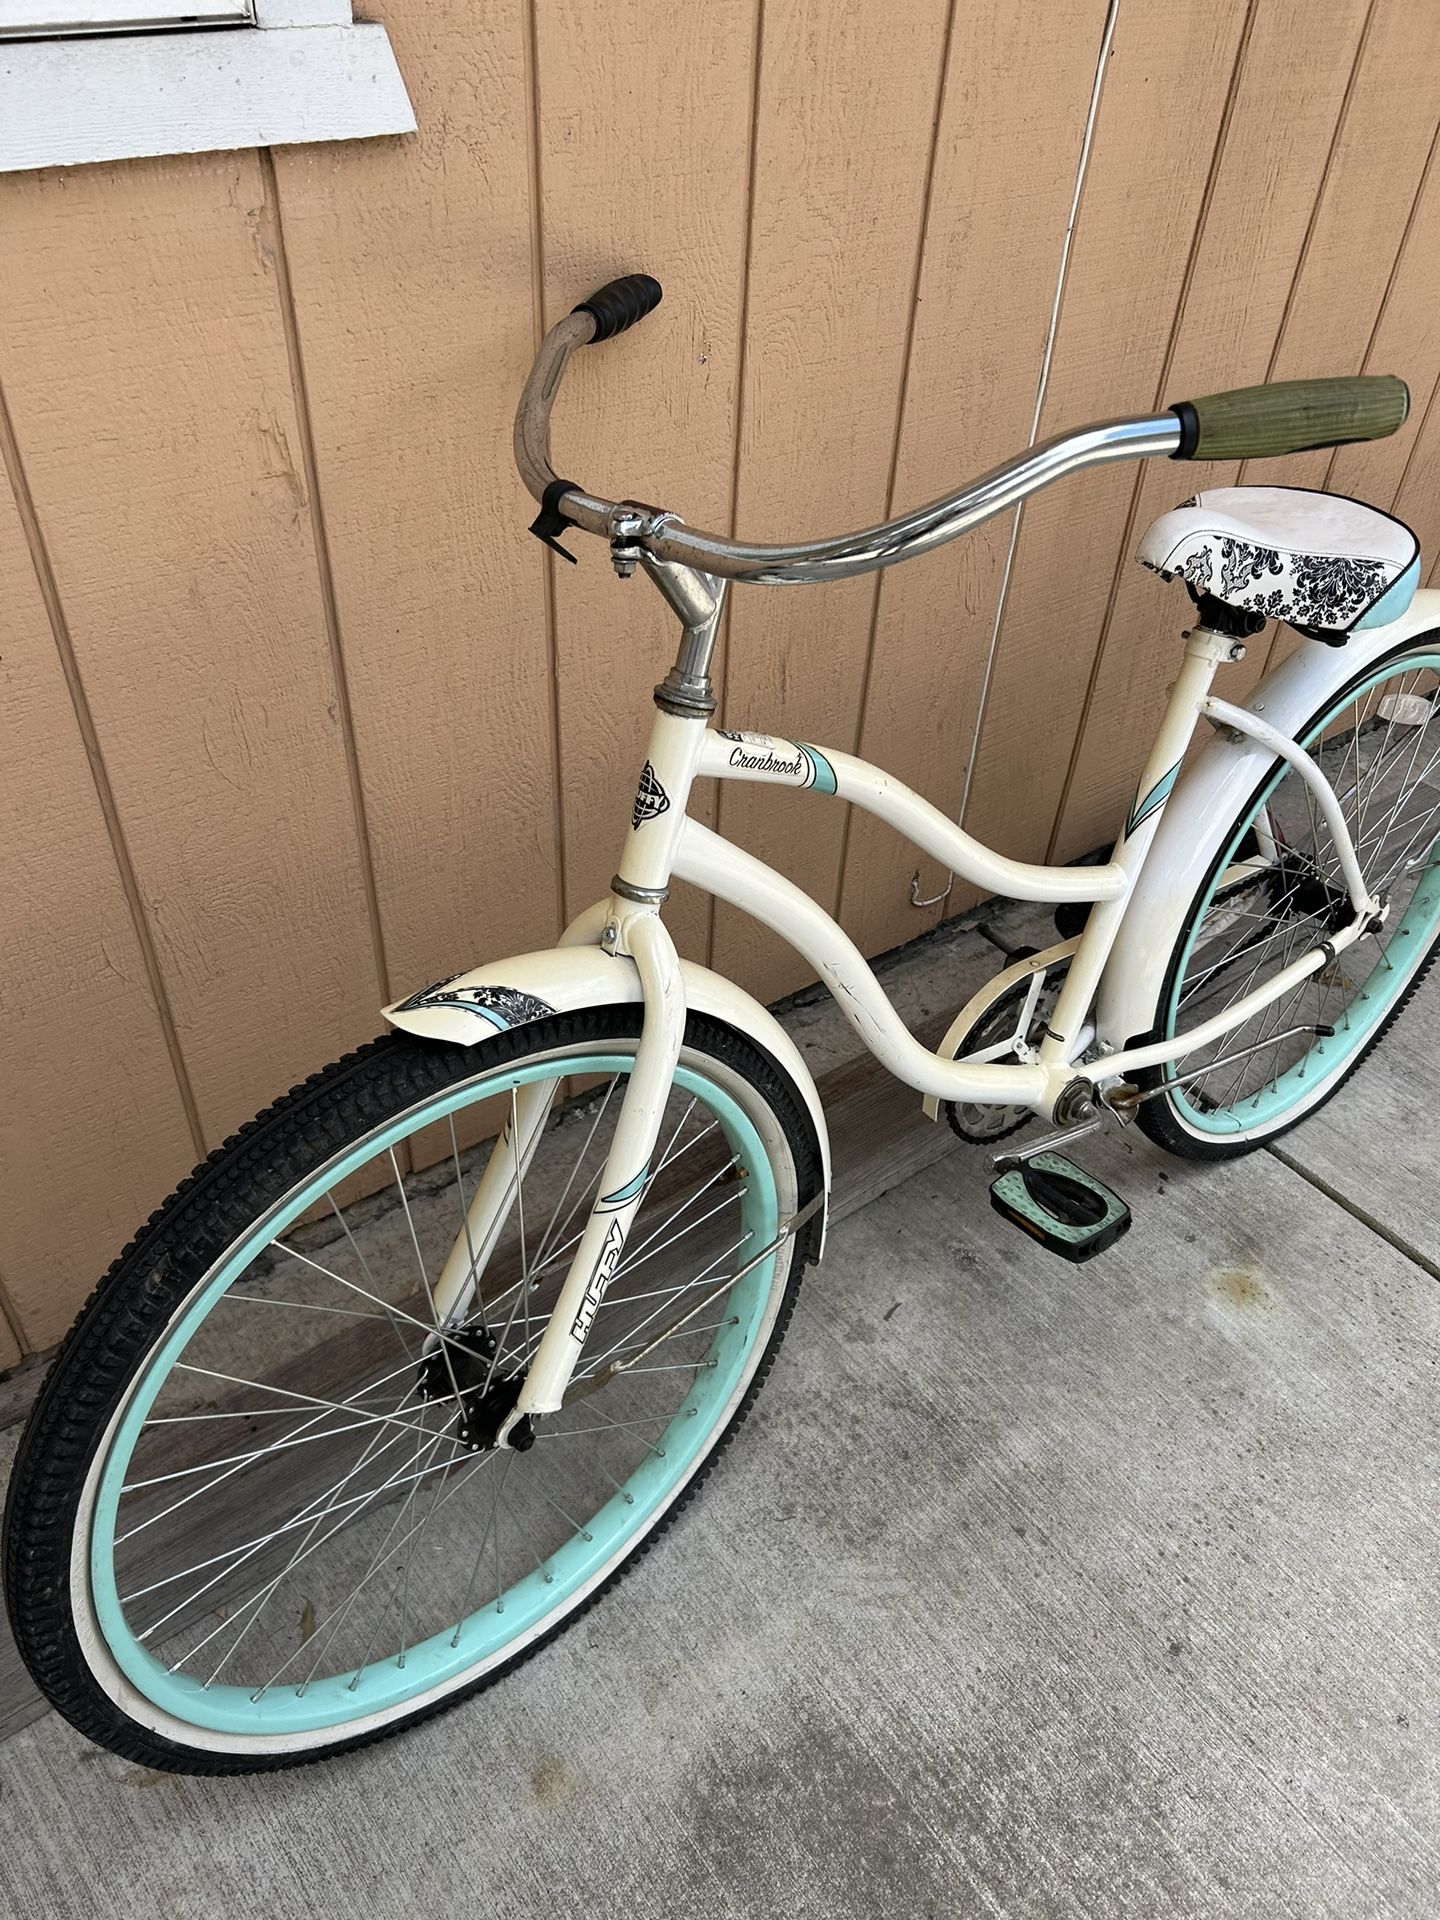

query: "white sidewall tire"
left=6, top=1015, right=815, bottom=1770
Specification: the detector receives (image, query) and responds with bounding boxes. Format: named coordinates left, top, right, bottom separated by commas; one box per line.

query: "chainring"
left=942, top=966, right=1065, bottom=1145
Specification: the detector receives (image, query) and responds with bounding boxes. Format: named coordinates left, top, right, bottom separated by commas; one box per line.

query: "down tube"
left=671, top=816, right=1050, bottom=1110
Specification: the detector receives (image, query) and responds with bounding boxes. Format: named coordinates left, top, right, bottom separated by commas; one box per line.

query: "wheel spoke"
left=448, top=1452, right=512, bottom=1646
left=572, top=1231, right=751, bottom=1379
left=527, top=1075, right=621, bottom=1276
left=85, top=1032, right=796, bottom=1730
left=1167, top=659, right=1440, bottom=1124
left=267, top=1239, right=473, bottom=1362
left=189, top=1390, right=440, bottom=1685
left=169, top=1362, right=445, bottom=1443
left=130, top=1423, right=456, bottom=1632
left=286, top=1446, right=498, bottom=1695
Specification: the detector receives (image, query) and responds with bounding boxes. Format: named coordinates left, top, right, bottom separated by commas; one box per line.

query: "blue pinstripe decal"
left=1125, top=762, right=1180, bottom=838
left=799, top=744, right=838, bottom=794
left=598, top=1164, right=650, bottom=1210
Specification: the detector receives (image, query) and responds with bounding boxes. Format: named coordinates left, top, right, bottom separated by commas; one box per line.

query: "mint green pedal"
left=989, top=1151, right=1131, bottom=1263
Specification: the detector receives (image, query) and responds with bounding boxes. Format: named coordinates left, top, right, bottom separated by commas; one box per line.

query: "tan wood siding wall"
left=4, top=0, right=1439, bottom=1354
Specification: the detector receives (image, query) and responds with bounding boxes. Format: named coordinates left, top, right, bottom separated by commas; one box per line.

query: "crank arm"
left=991, top=1116, right=1105, bottom=1172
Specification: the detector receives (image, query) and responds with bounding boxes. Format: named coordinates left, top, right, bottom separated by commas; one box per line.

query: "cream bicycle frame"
left=611, top=577, right=1379, bottom=1118
left=382, top=305, right=1422, bottom=1437
left=396, top=564, right=1397, bottom=1437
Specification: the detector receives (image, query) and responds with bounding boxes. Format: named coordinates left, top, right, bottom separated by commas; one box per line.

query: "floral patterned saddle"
left=1137, top=485, right=1420, bottom=638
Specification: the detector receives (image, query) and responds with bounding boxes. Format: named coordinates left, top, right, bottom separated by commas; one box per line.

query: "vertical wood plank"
left=1241, top=0, right=1440, bottom=497
left=0, top=154, right=380, bottom=1148
left=270, top=0, right=563, bottom=1004
left=1327, top=123, right=1440, bottom=612
left=0, top=1305, right=22, bottom=1374
left=1391, top=386, right=1440, bottom=599
left=955, top=0, right=1250, bottom=876
left=0, top=462, right=194, bottom=1350
left=1242, top=0, right=1440, bottom=676
left=1325, top=134, right=1440, bottom=523
left=1052, top=0, right=1371, bottom=864
left=836, top=0, right=1112, bottom=957
left=534, top=0, right=760, bottom=961
left=709, top=0, right=954, bottom=1001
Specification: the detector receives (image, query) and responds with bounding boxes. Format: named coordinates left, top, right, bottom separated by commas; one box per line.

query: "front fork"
left=419, top=903, right=686, bottom=1450
left=455, top=560, right=723, bottom=1442
left=500, top=910, right=684, bottom=1436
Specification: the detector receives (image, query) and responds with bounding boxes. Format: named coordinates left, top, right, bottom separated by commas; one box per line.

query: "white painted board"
left=0, top=20, right=415, bottom=172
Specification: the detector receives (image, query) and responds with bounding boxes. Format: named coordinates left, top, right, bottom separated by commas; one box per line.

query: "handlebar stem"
left=647, top=556, right=728, bottom=718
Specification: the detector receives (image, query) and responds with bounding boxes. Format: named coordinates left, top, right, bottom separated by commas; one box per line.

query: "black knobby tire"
left=1137, top=634, right=1440, bottom=1162
left=3, top=1006, right=821, bottom=1774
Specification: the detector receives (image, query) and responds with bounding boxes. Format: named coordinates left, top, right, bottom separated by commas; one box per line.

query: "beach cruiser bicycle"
left=8, top=274, right=1438, bottom=1773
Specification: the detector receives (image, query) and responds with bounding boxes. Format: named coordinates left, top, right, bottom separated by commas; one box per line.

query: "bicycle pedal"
left=988, top=1151, right=1131, bottom=1263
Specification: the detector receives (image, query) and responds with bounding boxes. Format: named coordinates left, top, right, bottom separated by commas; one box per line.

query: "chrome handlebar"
left=514, top=308, right=1183, bottom=587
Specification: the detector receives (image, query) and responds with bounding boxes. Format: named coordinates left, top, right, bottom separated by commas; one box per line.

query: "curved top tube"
left=514, top=310, right=1181, bottom=585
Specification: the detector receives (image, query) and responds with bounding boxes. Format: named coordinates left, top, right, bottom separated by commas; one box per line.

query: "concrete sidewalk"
left=2, top=918, right=1437, bottom=1919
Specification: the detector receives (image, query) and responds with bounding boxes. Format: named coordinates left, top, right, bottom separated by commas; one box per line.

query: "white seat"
left=1138, top=485, right=1419, bottom=635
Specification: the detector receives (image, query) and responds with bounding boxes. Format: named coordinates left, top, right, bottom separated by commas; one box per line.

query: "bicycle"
left=7, top=272, right=1436, bottom=1773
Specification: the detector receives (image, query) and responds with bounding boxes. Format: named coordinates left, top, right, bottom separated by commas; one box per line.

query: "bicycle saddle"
left=1138, top=485, right=1419, bottom=637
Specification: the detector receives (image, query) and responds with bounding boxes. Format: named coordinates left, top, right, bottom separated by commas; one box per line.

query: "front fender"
left=1097, top=588, right=1440, bottom=1050
left=383, top=934, right=831, bottom=1257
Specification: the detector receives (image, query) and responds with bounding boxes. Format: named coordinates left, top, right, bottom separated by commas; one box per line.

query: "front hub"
left=417, top=1326, right=536, bottom=1453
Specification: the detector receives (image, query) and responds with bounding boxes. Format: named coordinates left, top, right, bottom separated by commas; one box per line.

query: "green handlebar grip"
left=1169, top=374, right=1409, bottom=461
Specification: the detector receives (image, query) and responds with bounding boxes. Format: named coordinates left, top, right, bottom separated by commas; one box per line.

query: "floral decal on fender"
left=393, top=978, right=556, bottom=1031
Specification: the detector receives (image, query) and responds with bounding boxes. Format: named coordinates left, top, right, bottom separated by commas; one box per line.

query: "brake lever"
left=528, top=477, right=582, bottom=563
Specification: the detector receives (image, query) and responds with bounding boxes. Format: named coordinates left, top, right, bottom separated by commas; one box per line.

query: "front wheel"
left=1139, top=637, right=1440, bottom=1158
left=4, top=1006, right=820, bottom=1773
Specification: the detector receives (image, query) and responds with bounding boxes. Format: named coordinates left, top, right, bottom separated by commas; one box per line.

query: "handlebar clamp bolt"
left=608, top=504, right=651, bottom=581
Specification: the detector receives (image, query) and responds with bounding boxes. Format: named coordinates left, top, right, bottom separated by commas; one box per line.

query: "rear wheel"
left=1139, top=640, right=1440, bottom=1157
left=4, top=1007, right=819, bottom=1773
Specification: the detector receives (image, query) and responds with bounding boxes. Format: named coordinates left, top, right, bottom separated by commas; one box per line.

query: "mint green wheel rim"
left=88, top=1053, right=782, bottom=1738
left=1167, top=652, right=1440, bottom=1135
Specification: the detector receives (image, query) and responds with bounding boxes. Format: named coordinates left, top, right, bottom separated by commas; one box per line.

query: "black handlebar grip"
left=572, top=274, right=663, bottom=343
